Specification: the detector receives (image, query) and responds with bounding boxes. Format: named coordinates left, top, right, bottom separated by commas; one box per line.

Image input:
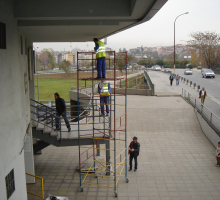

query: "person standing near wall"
left=94, top=38, right=106, bottom=79
left=128, top=136, right=140, bottom=172
left=98, top=80, right=111, bottom=116
left=54, top=92, right=71, bottom=132
left=199, top=87, right=207, bottom=104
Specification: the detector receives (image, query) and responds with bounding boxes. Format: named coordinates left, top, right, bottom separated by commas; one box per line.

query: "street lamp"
left=174, top=12, right=189, bottom=74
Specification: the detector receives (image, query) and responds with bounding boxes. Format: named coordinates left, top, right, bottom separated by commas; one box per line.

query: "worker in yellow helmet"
left=93, top=38, right=106, bottom=79
left=98, top=80, right=111, bottom=116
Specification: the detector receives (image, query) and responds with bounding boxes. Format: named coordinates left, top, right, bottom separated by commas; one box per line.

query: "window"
left=20, top=36, right=23, bottom=54
left=5, top=169, right=15, bottom=199
left=0, top=22, right=6, bottom=49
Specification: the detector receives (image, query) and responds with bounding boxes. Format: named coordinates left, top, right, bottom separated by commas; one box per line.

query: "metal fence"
left=144, top=70, right=154, bottom=95
left=182, top=89, right=220, bottom=136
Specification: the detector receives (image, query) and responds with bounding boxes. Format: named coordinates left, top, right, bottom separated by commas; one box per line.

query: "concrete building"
left=0, top=0, right=167, bottom=199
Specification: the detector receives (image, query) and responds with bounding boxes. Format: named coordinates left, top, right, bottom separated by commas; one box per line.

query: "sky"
left=34, top=0, right=220, bottom=52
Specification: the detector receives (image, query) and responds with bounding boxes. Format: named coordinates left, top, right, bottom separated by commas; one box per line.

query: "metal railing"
left=144, top=70, right=155, bottom=95
left=26, top=173, right=44, bottom=199
left=30, top=88, right=102, bottom=142
left=182, top=89, right=220, bottom=135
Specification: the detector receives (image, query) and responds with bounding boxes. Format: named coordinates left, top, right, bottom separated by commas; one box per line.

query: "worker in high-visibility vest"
left=93, top=38, right=106, bottom=79
left=98, top=80, right=111, bottom=116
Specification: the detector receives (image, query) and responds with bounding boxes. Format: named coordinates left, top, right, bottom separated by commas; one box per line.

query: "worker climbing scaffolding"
left=98, top=80, right=111, bottom=116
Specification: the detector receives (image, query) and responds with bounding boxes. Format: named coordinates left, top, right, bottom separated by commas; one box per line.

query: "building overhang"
left=14, top=0, right=168, bottom=42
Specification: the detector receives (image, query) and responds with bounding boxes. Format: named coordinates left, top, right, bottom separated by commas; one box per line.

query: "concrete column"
left=24, top=48, right=35, bottom=182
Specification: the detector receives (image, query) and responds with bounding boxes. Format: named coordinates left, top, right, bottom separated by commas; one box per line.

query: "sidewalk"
left=148, top=71, right=220, bottom=118
left=29, top=91, right=220, bottom=200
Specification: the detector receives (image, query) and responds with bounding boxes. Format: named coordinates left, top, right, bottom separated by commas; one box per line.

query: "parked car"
left=164, top=68, right=172, bottom=73
left=201, top=69, right=215, bottom=78
left=184, top=68, right=193, bottom=75
left=197, top=66, right=202, bottom=70
left=155, top=66, right=161, bottom=71
left=151, top=66, right=155, bottom=70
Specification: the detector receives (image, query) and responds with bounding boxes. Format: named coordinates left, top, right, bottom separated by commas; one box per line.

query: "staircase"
left=31, top=98, right=109, bottom=153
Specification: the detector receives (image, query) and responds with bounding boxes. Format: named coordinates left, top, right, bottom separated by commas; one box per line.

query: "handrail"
left=144, top=70, right=154, bottom=95
left=30, top=88, right=98, bottom=142
left=182, top=88, right=220, bottom=135
left=26, top=173, right=44, bottom=199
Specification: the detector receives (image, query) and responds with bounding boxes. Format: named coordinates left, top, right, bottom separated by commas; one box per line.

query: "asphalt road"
left=175, top=68, right=220, bottom=102
left=148, top=69, right=220, bottom=120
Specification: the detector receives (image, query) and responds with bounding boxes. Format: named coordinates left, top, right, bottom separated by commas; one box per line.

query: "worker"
left=98, top=80, right=111, bottom=116
left=93, top=38, right=106, bottom=79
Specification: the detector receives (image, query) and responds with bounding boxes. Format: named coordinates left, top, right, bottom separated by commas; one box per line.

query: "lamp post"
left=174, top=12, right=189, bottom=74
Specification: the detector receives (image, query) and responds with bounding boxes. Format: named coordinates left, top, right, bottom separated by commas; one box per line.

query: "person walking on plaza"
left=54, top=93, right=71, bottom=132
left=128, top=136, right=140, bottom=172
left=216, top=142, right=220, bottom=166
left=169, top=73, right=174, bottom=86
left=199, top=87, right=207, bottom=104
left=94, top=38, right=106, bottom=79
left=98, top=80, right=111, bottom=116
left=175, top=74, right=180, bottom=85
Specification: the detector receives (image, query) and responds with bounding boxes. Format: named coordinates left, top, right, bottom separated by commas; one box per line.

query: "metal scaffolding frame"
left=77, top=51, right=128, bottom=197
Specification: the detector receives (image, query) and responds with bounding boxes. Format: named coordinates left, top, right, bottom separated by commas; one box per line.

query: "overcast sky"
left=34, top=0, right=220, bottom=52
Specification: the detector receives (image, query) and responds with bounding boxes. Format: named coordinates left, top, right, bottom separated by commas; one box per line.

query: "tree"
left=188, top=31, right=220, bottom=69
left=190, top=49, right=198, bottom=67
left=116, top=54, right=133, bottom=74
left=36, top=54, right=43, bottom=71
left=60, top=60, right=71, bottom=77
left=38, top=51, right=49, bottom=70
left=38, top=48, right=57, bottom=70
left=43, top=48, right=57, bottom=70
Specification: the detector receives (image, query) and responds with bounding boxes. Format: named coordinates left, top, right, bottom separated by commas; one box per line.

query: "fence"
left=144, top=70, right=155, bottom=95
left=26, top=173, right=44, bottom=199
left=182, top=89, right=220, bottom=136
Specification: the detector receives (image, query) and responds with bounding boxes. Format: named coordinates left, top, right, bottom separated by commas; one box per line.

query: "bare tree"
left=188, top=31, right=220, bottom=68
left=60, top=60, right=71, bottom=77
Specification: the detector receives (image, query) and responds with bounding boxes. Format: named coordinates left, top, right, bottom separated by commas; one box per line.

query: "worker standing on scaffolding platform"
left=93, top=38, right=106, bottom=79
left=98, top=80, right=111, bottom=116
left=128, top=136, right=140, bottom=171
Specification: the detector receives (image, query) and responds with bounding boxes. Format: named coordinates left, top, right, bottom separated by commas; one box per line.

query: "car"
left=184, top=68, right=193, bottom=75
left=197, top=66, right=202, bottom=70
left=164, top=68, right=172, bottom=73
left=201, top=69, right=215, bottom=78
left=155, top=66, right=161, bottom=71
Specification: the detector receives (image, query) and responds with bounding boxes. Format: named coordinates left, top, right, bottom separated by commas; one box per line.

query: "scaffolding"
left=76, top=51, right=128, bottom=197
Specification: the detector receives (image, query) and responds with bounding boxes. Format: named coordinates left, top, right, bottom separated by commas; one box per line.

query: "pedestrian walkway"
left=148, top=70, right=220, bottom=118
left=29, top=91, right=220, bottom=200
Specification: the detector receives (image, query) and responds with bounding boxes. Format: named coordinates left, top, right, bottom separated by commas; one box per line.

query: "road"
left=175, top=68, right=220, bottom=102
left=148, top=70, right=220, bottom=119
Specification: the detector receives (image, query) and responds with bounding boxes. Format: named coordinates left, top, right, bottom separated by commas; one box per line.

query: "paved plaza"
left=29, top=93, right=220, bottom=200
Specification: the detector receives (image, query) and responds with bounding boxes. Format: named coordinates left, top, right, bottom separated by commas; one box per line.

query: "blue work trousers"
left=55, top=112, right=70, bottom=129
left=100, top=96, right=109, bottom=114
left=97, top=58, right=106, bottom=78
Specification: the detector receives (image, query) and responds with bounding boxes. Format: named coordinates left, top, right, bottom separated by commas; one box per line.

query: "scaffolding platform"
left=76, top=51, right=128, bottom=197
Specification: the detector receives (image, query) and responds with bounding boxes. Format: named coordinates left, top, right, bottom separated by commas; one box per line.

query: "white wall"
left=0, top=0, right=34, bottom=199
left=196, top=111, right=220, bottom=148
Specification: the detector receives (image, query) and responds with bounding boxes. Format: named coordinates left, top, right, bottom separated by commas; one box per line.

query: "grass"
left=121, top=74, right=144, bottom=88
left=35, top=78, right=92, bottom=100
